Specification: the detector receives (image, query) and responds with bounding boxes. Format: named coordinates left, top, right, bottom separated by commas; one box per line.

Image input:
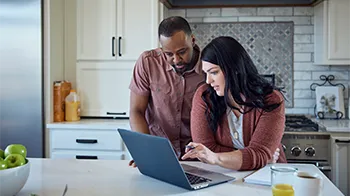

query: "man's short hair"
left=158, top=16, right=192, bottom=38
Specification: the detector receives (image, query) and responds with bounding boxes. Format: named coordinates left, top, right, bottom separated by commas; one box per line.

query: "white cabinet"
left=314, top=0, right=350, bottom=65
left=331, top=135, right=350, bottom=196
left=74, top=0, right=163, bottom=117
left=76, top=61, right=133, bottom=118
left=77, top=0, right=160, bottom=61
left=76, top=0, right=117, bottom=60
left=48, top=120, right=131, bottom=160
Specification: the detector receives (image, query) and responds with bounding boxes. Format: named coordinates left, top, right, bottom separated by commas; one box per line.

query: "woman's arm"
left=238, top=92, right=285, bottom=170
left=184, top=91, right=285, bottom=170
left=190, top=84, right=232, bottom=152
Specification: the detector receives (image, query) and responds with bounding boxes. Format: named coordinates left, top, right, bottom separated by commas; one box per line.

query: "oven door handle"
left=335, top=139, right=350, bottom=144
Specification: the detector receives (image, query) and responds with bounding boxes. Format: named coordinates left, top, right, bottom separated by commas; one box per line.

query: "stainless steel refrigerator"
left=0, top=0, right=44, bottom=158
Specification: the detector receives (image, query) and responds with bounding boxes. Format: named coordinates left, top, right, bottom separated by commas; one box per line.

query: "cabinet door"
left=332, top=137, right=350, bottom=196
left=328, top=0, right=350, bottom=60
left=77, top=0, right=117, bottom=60
left=76, top=61, right=133, bottom=117
left=116, top=0, right=159, bottom=60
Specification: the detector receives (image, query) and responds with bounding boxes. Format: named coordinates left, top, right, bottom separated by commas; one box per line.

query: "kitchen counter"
left=46, top=118, right=130, bottom=130
left=312, top=118, right=350, bottom=133
left=19, top=158, right=344, bottom=196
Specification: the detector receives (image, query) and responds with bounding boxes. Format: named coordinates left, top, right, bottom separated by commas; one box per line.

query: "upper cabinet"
left=77, top=0, right=160, bottom=61
left=314, top=0, right=350, bottom=65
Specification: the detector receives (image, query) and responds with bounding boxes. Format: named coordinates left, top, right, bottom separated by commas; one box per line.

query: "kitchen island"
left=19, top=158, right=344, bottom=196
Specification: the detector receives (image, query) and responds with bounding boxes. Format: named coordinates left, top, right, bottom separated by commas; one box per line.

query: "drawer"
left=51, top=150, right=124, bottom=160
left=51, top=129, right=122, bottom=151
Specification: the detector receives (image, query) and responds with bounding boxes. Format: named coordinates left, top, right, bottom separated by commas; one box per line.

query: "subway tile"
left=294, top=53, right=312, bottom=62
left=294, top=62, right=329, bottom=71
left=294, top=25, right=314, bottom=34
left=294, top=71, right=312, bottom=80
left=312, top=71, right=349, bottom=80
left=275, top=16, right=311, bottom=25
left=294, top=43, right=314, bottom=52
left=186, top=17, right=203, bottom=23
left=203, top=17, right=238, bottom=23
left=294, top=35, right=312, bottom=43
left=221, top=8, right=256, bottom=16
left=258, top=7, right=293, bottom=16
left=238, top=16, right=274, bottom=22
left=186, top=8, right=221, bottom=17
left=285, top=108, right=310, bottom=114
left=293, top=7, right=314, bottom=16
left=167, top=9, right=186, bottom=17
left=294, top=90, right=312, bottom=98
left=294, top=99, right=316, bottom=107
left=294, top=80, right=315, bottom=89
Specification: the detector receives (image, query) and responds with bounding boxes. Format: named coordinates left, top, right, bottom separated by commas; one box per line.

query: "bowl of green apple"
left=0, top=144, right=30, bottom=196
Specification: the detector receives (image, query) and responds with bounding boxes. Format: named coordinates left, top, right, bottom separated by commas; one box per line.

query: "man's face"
left=160, top=31, right=195, bottom=74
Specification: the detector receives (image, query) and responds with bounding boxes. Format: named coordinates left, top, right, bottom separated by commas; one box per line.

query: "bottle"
left=65, top=89, right=80, bottom=121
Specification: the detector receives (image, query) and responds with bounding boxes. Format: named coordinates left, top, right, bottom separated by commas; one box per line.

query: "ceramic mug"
left=294, top=171, right=323, bottom=196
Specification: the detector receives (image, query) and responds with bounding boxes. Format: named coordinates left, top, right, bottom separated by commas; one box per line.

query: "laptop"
left=117, top=128, right=235, bottom=190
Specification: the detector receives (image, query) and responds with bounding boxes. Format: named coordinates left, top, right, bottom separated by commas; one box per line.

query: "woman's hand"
left=268, top=148, right=280, bottom=164
left=181, top=142, right=219, bottom=165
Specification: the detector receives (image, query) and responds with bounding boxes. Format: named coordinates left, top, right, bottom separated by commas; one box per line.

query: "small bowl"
left=0, top=159, right=30, bottom=196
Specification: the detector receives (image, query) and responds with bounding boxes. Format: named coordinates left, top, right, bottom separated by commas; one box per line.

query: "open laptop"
left=117, top=128, right=235, bottom=190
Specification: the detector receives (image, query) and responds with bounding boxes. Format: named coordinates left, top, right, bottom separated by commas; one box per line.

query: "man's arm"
left=129, top=91, right=150, bottom=134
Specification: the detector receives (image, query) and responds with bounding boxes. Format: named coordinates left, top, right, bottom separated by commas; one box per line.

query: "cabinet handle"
left=76, top=155, right=98, bottom=159
left=118, top=36, right=122, bottom=57
left=335, top=139, right=350, bottom=143
left=76, top=139, right=98, bottom=144
left=112, top=37, right=115, bottom=57
left=107, top=112, right=126, bottom=115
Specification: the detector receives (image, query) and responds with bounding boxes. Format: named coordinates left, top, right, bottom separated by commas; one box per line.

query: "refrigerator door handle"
left=76, top=139, right=98, bottom=144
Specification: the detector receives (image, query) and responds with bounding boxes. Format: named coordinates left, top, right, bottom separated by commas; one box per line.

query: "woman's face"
left=202, top=60, right=225, bottom=96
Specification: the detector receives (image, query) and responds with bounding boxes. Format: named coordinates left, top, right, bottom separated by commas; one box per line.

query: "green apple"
left=0, top=159, right=7, bottom=170
left=0, top=149, right=4, bottom=159
left=5, top=144, right=27, bottom=158
left=4, top=154, right=25, bottom=168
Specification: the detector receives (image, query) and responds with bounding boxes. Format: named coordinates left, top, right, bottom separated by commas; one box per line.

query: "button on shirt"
left=129, top=45, right=205, bottom=157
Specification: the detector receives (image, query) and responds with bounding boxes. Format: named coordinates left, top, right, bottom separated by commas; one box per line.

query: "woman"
left=182, top=36, right=287, bottom=171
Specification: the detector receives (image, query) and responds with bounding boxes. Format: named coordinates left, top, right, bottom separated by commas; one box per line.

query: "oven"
left=282, top=115, right=332, bottom=180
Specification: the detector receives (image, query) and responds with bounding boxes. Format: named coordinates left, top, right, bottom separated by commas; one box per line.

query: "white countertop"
left=46, top=118, right=130, bottom=130
left=19, top=158, right=343, bottom=196
left=312, top=118, right=350, bottom=133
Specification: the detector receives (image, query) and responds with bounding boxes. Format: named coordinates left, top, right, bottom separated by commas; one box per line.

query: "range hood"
left=160, top=0, right=321, bottom=8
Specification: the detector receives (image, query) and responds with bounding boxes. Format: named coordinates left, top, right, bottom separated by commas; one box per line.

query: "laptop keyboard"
left=185, top=172, right=212, bottom=185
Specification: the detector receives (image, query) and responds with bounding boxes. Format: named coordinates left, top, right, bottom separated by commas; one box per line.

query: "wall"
left=166, top=7, right=350, bottom=116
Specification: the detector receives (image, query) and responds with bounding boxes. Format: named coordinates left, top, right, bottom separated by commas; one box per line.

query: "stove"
left=285, top=115, right=319, bottom=132
left=282, top=115, right=331, bottom=179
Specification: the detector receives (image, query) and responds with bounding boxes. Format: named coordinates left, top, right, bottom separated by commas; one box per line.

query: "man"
left=128, top=16, right=205, bottom=162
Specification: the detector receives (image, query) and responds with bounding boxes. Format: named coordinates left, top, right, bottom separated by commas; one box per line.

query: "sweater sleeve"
left=191, top=84, right=233, bottom=152
left=239, top=91, right=286, bottom=171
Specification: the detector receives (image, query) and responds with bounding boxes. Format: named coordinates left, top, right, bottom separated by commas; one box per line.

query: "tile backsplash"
left=166, top=7, right=350, bottom=116
left=191, top=22, right=294, bottom=107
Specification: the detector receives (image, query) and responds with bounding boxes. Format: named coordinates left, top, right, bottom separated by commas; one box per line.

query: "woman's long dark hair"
left=201, top=36, right=284, bottom=132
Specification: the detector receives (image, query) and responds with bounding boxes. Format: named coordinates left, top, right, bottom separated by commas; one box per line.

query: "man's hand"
left=129, top=160, right=137, bottom=168
left=268, top=148, right=280, bottom=164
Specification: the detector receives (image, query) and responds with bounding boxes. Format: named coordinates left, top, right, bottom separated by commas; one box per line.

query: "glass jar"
left=271, top=166, right=298, bottom=196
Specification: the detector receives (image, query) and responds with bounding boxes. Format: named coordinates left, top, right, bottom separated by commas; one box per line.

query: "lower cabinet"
left=331, top=135, right=350, bottom=196
left=48, top=122, right=131, bottom=161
